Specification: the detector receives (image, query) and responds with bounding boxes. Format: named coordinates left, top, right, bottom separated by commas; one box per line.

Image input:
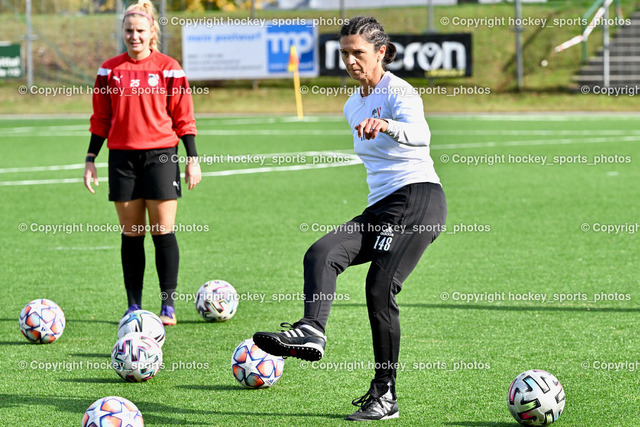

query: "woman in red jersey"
left=83, top=0, right=200, bottom=326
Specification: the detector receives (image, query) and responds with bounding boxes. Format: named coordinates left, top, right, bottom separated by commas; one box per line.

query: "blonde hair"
left=123, top=0, right=160, bottom=50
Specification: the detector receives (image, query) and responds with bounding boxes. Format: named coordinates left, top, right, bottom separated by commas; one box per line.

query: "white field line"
left=434, top=130, right=640, bottom=136
left=0, top=129, right=351, bottom=137
left=197, top=129, right=348, bottom=135
left=1, top=177, right=88, bottom=186
left=200, top=158, right=362, bottom=178
left=0, top=150, right=354, bottom=174
left=0, top=124, right=88, bottom=135
left=0, top=162, right=109, bottom=174
left=1, top=135, right=638, bottom=186
left=5, top=131, right=637, bottom=176
left=195, top=116, right=345, bottom=125
left=430, top=114, right=640, bottom=121
left=1, top=127, right=639, bottom=138
left=0, top=151, right=361, bottom=186
left=1, top=113, right=640, bottom=121
left=0, top=160, right=363, bottom=187
left=434, top=135, right=640, bottom=150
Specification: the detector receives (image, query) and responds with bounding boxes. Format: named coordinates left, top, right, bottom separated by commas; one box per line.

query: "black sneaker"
left=345, top=384, right=399, bottom=421
left=253, top=322, right=326, bottom=361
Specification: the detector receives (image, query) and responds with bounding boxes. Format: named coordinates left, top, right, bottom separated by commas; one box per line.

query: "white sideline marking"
left=0, top=177, right=87, bottom=186
left=196, top=116, right=344, bottom=125
left=199, top=129, right=640, bottom=137
left=0, top=109, right=637, bottom=185
left=200, top=159, right=362, bottom=178
left=0, top=129, right=350, bottom=137
left=1, top=124, right=88, bottom=133
left=0, top=113, right=639, bottom=121
left=435, top=130, right=640, bottom=136
left=0, top=116, right=346, bottom=136
left=2, top=127, right=639, bottom=138
left=0, top=151, right=354, bottom=174
left=0, top=159, right=363, bottom=187
left=432, top=135, right=640, bottom=150
left=198, top=129, right=348, bottom=136
left=0, top=128, right=351, bottom=138
left=0, top=163, right=108, bottom=174
left=0, top=125, right=88, bottom=136
left=0, top=131, right=350, bottom=138
left=1, top=133, right=637, bottom=186
left=436, top=114, right=640, bottom=121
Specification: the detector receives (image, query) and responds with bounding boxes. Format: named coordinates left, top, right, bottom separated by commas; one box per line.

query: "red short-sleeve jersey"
left=89, top=50, right=197, bottom=150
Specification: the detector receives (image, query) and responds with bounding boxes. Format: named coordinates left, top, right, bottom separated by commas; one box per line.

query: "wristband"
left=85, top=155, right=96, bottom=163
left=88, top=133, right=106, bottom=157
left=181, top=134, right=198, bottom=158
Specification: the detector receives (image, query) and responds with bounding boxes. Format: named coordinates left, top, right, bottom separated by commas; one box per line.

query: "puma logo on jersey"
left=112, top=75, right=121, bottom=83
left=172, top=181, right=180, bottom=190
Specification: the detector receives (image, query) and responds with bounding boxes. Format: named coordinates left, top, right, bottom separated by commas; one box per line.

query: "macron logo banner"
left=183, top=22, right=318, bottom=80
left=320, top=33, right=472, bottom=78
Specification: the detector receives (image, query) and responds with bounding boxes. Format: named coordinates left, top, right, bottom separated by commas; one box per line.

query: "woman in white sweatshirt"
left=253, top=16, right=447, bottom=421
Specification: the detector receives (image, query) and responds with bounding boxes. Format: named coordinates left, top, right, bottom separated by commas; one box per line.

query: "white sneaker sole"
left=254, top=334, right=325, bottom=361
left=381, top=411, right=399, bottom=420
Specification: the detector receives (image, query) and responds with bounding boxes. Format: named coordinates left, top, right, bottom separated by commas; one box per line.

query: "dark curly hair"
left=340, top=16, right=396, bottom=66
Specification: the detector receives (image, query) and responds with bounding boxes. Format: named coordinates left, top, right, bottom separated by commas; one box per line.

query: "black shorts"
left=108, top=146, right=181, bottom=202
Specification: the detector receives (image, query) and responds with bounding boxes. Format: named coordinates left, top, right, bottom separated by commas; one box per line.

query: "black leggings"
left=300, top=182, right=447, bottom=384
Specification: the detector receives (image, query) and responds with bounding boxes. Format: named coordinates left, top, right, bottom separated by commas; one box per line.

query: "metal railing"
left=581, top=0, right=623, bottom=63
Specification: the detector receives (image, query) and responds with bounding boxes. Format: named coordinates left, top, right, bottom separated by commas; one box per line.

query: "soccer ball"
left=195, top=280, right=238, bottom=322
left=82, top=396, right=143, bottom=427
left=117, top=310, right=165, bottom=347
left=508, top=369, right=565, bottom=425
left=231, top=338, right=284, bottom=388
left=111, top=333, right=163, bottom=382
left=18, top=298, right=66, bottom=344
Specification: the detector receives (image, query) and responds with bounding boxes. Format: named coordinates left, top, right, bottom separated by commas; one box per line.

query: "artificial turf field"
left=0, top=113, right=638, bottom=426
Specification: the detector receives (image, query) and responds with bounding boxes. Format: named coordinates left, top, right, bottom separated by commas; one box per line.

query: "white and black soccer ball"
left=195, top=280, right=238, bottom=322
left=82, top=396, right=143, bottom=427
left=231, top=338, right=284, bottom=388
left=117, top=309, right=165, bottom=347
left=111, top=332, right=163, bottom=382
left=19, top=298, right=66, bottom=344
left=508, top=369, right=565, bottom=426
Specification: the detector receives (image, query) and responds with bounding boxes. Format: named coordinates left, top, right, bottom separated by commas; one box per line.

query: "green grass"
left=0, top=113, right=639, bottom=425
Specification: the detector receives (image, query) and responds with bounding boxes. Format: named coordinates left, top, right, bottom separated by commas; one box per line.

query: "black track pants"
left=300, top=182, right=447, bottom=384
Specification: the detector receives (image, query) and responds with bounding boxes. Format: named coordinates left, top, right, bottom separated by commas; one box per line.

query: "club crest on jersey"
left=371, top=107, right=381, bottom=119
left=148, top=73, right=160, bottom=87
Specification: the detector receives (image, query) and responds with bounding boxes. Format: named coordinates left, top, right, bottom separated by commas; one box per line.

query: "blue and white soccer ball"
left=117, top=309, right=165, bottom=347
left=231, top=338, right=284, bottom=388
left=82, top=396, right=143, bottom=427
left=508, top=369, right=565, bottom=425
left=111, top=333, right=163, bottom=382
left=18, top=298, right=66, bottom=344
left=195, top=280, right=238, bottom=322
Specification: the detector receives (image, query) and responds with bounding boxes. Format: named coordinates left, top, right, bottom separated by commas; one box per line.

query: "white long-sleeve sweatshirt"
left=343, top=71, right=440, bottom=206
